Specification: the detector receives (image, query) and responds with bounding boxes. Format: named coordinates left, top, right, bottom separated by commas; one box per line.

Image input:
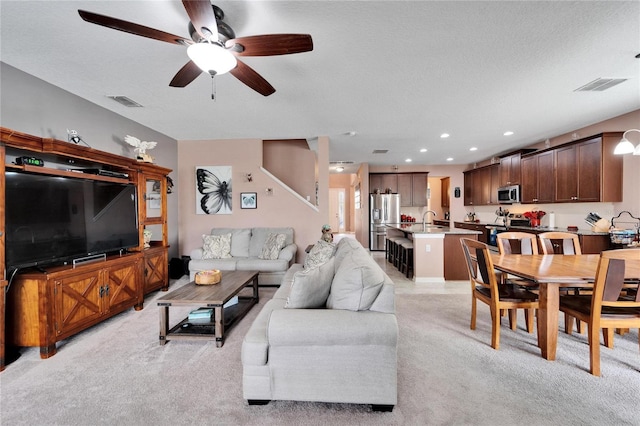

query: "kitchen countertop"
left=455, top=221, right=610, bottom=236
left=386, top=223, right=481, bottom=235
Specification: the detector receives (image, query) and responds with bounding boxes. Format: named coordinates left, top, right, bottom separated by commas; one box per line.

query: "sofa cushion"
left=236, top=258, right=289, bottom=272
left=259, top=233, right=287, bottom=260
left=304, top=240, right=336, bottom=269
left=206, top=228, right=251, bottom=257
left=285, top=257, right=336, bottom=309
left=326, top=248, right=385, bottom=311
left=249, top=228, right=294, bottom=258
left=202, top=233, right=232, bottom=259
left=333, top=237, right=363, bottom=269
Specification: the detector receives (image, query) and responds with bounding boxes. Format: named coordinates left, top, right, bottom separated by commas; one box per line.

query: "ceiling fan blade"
left=230, top=60, right=275, bottom=96
left=226, top=34, right=313, bottom=56
left=78, top=10, right=191, bottom=46
left=169, top=61, right=203, bottom=87
left=182, top=0, right=218, bottom=40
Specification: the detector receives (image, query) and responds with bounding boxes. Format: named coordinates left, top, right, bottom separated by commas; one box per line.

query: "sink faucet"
left=422, top=210, right=437, bottom=226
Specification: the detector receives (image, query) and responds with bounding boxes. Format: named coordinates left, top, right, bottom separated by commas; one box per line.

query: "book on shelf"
left=188, top=308, right=213, bottom=322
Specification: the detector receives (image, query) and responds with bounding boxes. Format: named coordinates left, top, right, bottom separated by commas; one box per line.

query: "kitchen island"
left=386, top=224, right=481, bottom=283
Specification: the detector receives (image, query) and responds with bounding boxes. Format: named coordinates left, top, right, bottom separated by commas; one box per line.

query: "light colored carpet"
left=1, top=277, right=639, bottom=425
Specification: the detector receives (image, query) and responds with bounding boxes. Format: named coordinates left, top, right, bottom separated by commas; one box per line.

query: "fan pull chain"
left=211, top=75, right=216, bottom=101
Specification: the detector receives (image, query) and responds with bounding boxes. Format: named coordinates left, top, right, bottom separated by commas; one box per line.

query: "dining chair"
left=460, top=238, right=539, bottom=350
left=537, top=231, right=581, bottom=255
left=538, top=231, right=587, bottom=333
left=496, top=232, right=539, bottom=326
left=558, top=249, right=640, bottom=376
left=496, top=232, right=539, bottom=255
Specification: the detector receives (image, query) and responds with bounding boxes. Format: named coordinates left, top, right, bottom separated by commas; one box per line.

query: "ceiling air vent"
left=330, top=161, right=354, bottom=165
left=372, top=149, right=388, bottom=154
left=108, top=96, right=144, bottom=107
left=574, top=78, right=627, bottom=92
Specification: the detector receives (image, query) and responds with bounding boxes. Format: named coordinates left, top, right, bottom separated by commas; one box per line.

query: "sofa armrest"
left=267, top=309, right=398, bottom=347
left=278, top=243, right=298, bottom=263
left=190, top=248, right=203, bottom=260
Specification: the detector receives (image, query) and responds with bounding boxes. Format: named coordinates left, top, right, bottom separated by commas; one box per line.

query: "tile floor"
left=368, top=250, right=470, bottom=295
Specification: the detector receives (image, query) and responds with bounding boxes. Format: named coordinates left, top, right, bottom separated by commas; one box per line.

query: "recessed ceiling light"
left=440, top=133, right=450, bottom=138
left=335, top=166, right=344, bottom=172
left=420, top=148, right=427, bottom=153
left=503, top=131, right=514, bottom=136
left=446, top=157, right=453, bottom=162
left=469, top=147, right=478, bottom=151
left=405, top=158, right=412, bottom=163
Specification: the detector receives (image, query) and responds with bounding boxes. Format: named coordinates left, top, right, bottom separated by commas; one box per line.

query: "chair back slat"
left=476, top=248, right=491, bottom=285
left=602, top=258, right=626, bottom=302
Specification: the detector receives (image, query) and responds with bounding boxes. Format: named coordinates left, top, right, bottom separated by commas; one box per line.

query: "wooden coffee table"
left=157, top=271, right=259, bottom=348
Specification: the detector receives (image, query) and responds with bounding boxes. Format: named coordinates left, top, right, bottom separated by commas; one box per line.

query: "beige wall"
left=177, top=137, right=329, bottom=262
left=263, top=139, right=317, bottom=204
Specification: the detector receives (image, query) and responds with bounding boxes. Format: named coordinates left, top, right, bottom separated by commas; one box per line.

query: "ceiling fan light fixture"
left=187, top=42, right=237, bottom=75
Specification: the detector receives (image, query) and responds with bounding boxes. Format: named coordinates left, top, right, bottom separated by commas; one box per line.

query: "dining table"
left=490, top=253, right=640, bottom=361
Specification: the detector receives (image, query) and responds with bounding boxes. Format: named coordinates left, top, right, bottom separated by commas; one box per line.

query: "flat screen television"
left=5, top=171, right=139, bottom=272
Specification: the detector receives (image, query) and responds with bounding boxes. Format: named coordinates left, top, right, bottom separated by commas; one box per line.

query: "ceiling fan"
left=78, top=0, right=313, bottom=96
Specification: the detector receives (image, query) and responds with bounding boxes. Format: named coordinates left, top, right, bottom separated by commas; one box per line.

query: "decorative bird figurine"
left=124, top=135, right=157, bottom=163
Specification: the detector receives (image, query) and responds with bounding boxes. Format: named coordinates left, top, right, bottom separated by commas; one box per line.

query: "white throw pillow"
left=259, top=233, right=286, bottom=260
left=286, top=257, right=336, bottom=309
left=304, top=240, right=336, bottom=269
left=202, top=233, right=232, bottom=259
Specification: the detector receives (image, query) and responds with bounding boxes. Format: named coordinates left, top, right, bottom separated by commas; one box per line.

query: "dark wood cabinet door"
left=536, top=151, right=555, bottom=203
left=463, top=171, right=474, bottom=205
left=411, top=173, right=428, bottom=207
left=440, top=177, right=450, bottom=208
left=488, top=165, right=500, bottom=205
left=500, top=154, right=521, bottom=186
left=520, top=155, right=538, bottom=203
left=397, top=174, right=412, bottom=206
left=576, top=138, right=601, bottom=202
left=380, top=174, right=398, bottom=194
left=369, top=174, right=383, bottom=193
left=554, top=145, right=578, bottom=202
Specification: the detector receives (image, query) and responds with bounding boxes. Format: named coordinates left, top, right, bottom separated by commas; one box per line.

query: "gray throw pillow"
left=286, top=257, right=336, bottom=309
left=326, top=249, right=385, bottom=311
left=259, top=233, right=286, bottom=260
left=202, top=233, right=232, bottom=259
left=304, top=240, right=336, bottom=269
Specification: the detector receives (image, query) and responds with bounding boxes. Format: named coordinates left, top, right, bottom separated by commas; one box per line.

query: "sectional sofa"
left=241, top=238, right=398, bottom=411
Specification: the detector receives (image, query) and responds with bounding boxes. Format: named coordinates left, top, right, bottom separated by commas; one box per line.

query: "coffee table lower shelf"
left=163, top=297, right=255, bottom=344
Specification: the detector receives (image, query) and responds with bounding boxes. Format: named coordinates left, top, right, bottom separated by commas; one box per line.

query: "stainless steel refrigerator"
left=369, top=193, right=401, bottom=251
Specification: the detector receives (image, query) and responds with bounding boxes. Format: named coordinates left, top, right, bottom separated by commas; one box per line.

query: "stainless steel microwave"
left=497, top=185, right=520, bottom=204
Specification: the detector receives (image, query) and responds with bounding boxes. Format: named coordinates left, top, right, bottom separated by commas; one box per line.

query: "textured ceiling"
left=1, top=1, right=639, bottom=173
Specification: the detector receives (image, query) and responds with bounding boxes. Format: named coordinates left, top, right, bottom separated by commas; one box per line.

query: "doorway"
left=329, top=188, right=345, bottom=232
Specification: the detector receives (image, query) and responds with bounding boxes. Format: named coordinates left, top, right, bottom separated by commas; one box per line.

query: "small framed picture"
left=240, top=192, right=257, bottom=209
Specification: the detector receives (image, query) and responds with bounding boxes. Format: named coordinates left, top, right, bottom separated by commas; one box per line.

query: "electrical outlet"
left=425, top=244, right=431, bottom=252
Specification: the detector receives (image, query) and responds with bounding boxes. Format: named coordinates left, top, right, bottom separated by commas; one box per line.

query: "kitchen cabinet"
left=463, top=165, right=499, bottom=206
left=454, top=222, right=489, bottom=244
left=372, top=173, right=427, bottom=206
left=499, top=153, right=521, bottom=186
left=369, top=173, right=398, bottom=194
left=440, top=177, right=450, bottom=208
left=521, top=151, right=554, bottom=203
left=554, top=133, right=622, bottom=203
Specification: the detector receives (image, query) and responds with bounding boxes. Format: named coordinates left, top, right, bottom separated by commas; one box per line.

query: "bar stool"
left=394, top=238, right=411, bottom=268
left=386, top=236, right=401, bottom=263
left=399, top=240, right=414, bottom=278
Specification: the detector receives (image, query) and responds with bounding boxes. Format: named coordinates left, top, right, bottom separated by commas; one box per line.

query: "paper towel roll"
left=548, top=212, right=555, bottom=229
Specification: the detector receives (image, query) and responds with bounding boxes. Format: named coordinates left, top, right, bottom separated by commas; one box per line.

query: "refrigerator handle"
left=383, top=196, right=388, bottom=221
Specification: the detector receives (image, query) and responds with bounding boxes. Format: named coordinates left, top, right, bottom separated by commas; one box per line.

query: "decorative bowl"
left=195, top=270, right=222, bottom=285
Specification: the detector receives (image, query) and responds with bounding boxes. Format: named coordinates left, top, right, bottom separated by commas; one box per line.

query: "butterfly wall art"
left=195, top=166, right=232, bottom=215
